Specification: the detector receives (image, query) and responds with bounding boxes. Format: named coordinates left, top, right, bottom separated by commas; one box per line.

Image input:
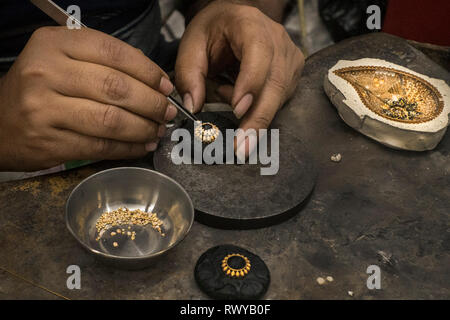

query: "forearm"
left=179, top=0, right=288, bottom=23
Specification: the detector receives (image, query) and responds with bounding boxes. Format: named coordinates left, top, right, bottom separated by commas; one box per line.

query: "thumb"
left=175, top=30, right=208, bottom=113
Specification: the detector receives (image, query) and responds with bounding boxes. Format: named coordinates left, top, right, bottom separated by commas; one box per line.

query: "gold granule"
left=95, top=207, right=165, bottom=242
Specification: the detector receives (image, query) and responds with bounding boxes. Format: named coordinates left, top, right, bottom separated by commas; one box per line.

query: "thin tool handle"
left=167, top=96, right=199, bottom=122
left=30, top=0, right=87, bottom=28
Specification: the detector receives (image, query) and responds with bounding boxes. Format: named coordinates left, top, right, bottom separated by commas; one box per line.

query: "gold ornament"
left=221, top=253, right=251, bottom=278
left=194, top=122, right=220, bottom=143
left=334, top=66, right=444, bottom=124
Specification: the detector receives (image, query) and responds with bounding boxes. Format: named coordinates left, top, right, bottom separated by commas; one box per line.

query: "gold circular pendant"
left=221, top=253, right=251, bottom=278
left=194, top=122, right=220, bottom=143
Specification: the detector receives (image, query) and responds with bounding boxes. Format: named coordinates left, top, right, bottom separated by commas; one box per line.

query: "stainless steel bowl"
left=65, top=167, right=194, bottom=269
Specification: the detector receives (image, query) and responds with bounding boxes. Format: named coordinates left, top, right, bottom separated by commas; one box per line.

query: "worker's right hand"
left=0, top=27, right=177, bottom=171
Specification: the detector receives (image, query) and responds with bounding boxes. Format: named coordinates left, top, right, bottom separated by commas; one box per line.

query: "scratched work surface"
left=0, top=33, right=449, bottom=299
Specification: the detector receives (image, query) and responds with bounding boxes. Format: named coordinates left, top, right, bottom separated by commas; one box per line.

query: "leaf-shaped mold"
left=333, top=66, right=444, bottom=124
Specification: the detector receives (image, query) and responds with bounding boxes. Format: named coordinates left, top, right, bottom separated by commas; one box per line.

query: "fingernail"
left=183, top=93, right=194, bottom=113
left=145, top=142, right=158, bottom=152
left=159, top=77, right=174, bottom=96
left=234, top=93, right=253, bottom=119
left=164, top=103, right=177, bottom=121
left=157, top=124, right=166, bottom=138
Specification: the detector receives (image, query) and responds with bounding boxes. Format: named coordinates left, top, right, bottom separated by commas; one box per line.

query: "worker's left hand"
left=175, top=0, right=304, bottom=135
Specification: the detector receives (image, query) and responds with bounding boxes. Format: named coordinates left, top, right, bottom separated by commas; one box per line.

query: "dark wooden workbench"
left=0, top=33, right=448, bottom=299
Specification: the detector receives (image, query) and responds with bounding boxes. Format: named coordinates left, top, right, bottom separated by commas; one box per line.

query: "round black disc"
left=194, top=245, right=270, bottom=300
left=154, top=112, right=317, bottom=229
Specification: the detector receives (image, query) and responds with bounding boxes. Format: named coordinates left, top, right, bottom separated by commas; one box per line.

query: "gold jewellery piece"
left=221, top=253, right=251, bottom=278
left=334, top=66, right=444, bottom=124
left=194, top=122, right=220, bottom=143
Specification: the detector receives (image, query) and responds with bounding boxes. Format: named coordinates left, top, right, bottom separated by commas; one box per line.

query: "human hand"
left=175, top=0, right=304, bottom=135
left=0, top=27, right=177, bottom=171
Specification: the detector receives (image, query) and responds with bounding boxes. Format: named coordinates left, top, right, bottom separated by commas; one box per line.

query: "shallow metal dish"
left=65, top=167, right=194, bottom=269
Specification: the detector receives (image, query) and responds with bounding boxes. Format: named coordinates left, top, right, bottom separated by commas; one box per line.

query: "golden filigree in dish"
left=221, top=253, right=251, bottom=278
left=334, top=66, right=444, bottom=123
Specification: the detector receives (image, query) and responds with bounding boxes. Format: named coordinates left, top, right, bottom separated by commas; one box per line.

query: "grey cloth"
left=112, top=1, right=178, bottom=70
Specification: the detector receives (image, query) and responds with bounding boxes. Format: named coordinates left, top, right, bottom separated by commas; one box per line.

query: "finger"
left=55, top=27, right=174, bottom=95
left=55, top=129, right=153, bottom=161
left=235, top=55, right=289, bottom=159
left=239, top=56, right=288, bottom=132
left=237, top=46, right=303, bottom=134
left=51, top=96, right=164, bottom=143
left=175, top=27, right=209, bottom=113
left=282, top=45, right=305, bottom=99
left=52, top=60, right=177, bottom=124
left=230, top=34, right=273, bottom=119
